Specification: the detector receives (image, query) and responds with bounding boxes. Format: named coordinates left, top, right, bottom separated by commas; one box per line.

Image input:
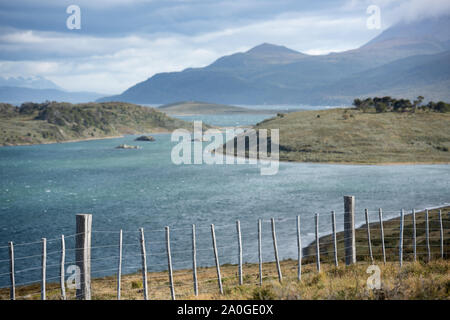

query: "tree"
left=413, top=96, right=424, bottom=113
left=375, top=102, right=387, bottom=113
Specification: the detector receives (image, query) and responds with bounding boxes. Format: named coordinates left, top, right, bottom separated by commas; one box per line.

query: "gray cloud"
left=0, top=0, right=448, bottom=94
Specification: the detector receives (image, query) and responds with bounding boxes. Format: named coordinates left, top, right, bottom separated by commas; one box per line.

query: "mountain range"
left=0, top=76, right=104, bottom=105
left=98, top=16, right=450, bottom=105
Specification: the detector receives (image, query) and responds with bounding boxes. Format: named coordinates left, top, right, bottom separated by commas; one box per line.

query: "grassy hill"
left=158, top=101, right=273, bottom=115
left=253, top=108, right=450, bottom=164
left=0, top=101, right=193, bottom=146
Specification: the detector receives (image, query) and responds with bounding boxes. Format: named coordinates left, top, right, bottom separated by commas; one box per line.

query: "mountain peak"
left=246, top=43, right=302, bottom=55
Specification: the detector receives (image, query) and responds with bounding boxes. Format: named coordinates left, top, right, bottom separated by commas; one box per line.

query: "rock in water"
left=115, top=144, right=141, bottom=149
left=135, top=135, right=155, bottom=142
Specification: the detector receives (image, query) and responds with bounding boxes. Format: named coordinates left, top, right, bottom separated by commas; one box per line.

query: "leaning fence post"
left=412, top=209, right=417, bottom=262
left=379, top=208, right=386, bottom=264
left=139, top=228, right=149, bottom=300
left=76, top=214, right=92, bottom=300
left=236, top=220, right=243, bottom=285
left=271, top=218, right=282, bottom=283
left=399, top=209, right=404, bottom=267
left=365, top=209, right=373, bottom=263
left=166, top=226, right=175, bottom=300
left=439, top=210, right=444, bottom=259
left=344, top=196, right=356, bottom=265
left=41, top=237, right=46, bottom=300
left=60, top=235, right=66, bottom=300
left=9, top=241, right=15, bottom=300
left=258, top=219, right=262, bottom=286
left=331, top=211, right=338, bottom=267
left=117, top=229, right=123, bottom=300
left=192, top=224, right=198, bottom=296
left=425, top=209, right=431, bottom=262
left=315, top=213, right=320, bottom=272
left=211, top=224, right=223, bottom=294
left=297, top=215, right=302, bottom=280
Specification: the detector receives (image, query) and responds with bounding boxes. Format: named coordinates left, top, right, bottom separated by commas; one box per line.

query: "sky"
left=0, top=0, right=449, bottom=94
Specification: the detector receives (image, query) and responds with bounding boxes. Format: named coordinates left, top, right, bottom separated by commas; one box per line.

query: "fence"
left=0, top=196, right=449, bottom=300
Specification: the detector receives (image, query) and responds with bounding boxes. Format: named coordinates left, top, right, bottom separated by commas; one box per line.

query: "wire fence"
left=0, top=202, right=449, bottom=300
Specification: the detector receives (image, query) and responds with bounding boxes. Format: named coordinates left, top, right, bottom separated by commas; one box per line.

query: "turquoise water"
left=0, top=119, right=449, bottom=288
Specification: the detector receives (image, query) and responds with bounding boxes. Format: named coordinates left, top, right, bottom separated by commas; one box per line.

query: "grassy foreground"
left=254, top=108, right=450, bottom=164
left=1, top=207, right=448, bottom=300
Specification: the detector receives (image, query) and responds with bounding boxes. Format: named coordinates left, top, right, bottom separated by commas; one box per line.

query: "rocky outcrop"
left=135, top=135, right=155, bottom=142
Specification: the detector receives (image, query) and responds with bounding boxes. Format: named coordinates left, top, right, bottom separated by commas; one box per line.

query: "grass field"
left=1, top=207, right=448, bottom=300
left=254, top=108, right=450, bottom=164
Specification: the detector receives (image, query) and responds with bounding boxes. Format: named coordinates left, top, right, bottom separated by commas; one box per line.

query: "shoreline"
left=0, top=129, right=176, bottom=148
left=215, top=149, right=450, bottom=166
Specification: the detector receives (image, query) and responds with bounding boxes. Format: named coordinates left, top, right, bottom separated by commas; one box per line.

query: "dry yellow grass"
left=1, top=207, right=448, bottom=300
left=254, top=109, right=450, bottom=164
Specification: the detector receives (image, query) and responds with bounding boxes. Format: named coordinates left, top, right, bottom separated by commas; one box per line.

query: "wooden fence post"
left=41, top=237, right=46, bottom=300
left=425, top=209, right=431, bottom=262
left=139, top=228, right=149, bottom=300
left=76, top=214, right=92, bottom=300
left=117, top=230, right=122, bottom=300
left=412, top=209, right=417, bottom=262
left=8, top=241, right=15, bottom=300
left=439, top=210, right=444, bottom=259
left=166, top=226, right=175, bottom=300
left=344, top=196, right=356, bottom=265
left=60, top=235, right=66, bottom=300
left=379, top=208, right=386, bottom=264
left=258, top=219, right=262, bottom=286
left=271, top=218, right=282, bottom=283
left=211, top=224, right=223, bottom=294
left=331, top=211, right=338, bottom=267
left=399, top=209, right=404, bottom=267
left=315, top=214, right=320, bottom=272
left=192, top=224, right=198, bottom=296
left=365, top=209, right=373, bottom=263
left=236, top=220, right=243, bottom=285
left=297, top=215, right=302, bottom=280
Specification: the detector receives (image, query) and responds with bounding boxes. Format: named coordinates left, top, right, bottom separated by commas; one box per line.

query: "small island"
left=135, top=135, right=155, bottom=142
left=115, top=144, right=141, bottom=150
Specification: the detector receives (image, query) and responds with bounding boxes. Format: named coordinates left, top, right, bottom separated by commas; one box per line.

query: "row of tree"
left=353, top=96, right=450, bottom=113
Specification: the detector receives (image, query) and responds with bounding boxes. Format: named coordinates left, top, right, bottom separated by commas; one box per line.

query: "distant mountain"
left=98, top=16, right=450, bottom=105
left=319, top=50, right=450, bottom=103
left=0, top=86, right=105, bottom=105
left=0, top=76, right=62, bottom=90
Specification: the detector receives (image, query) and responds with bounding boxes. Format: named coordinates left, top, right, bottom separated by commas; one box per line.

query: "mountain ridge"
left=98, top=16, right=450, bottom=105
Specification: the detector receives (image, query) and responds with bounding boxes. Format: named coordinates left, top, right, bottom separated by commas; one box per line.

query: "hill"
left=158, top=101, right=275, bottom=115
left=98, top=16, right=450, bottom=105
left=0, top=101, right=193, bottom=146
left=220, top=107, right=450, bottom=164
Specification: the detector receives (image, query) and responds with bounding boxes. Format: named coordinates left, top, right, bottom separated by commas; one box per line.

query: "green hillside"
left=0, top=101, right=193, bottom=146
left=227, top=104, right=450, bottom=164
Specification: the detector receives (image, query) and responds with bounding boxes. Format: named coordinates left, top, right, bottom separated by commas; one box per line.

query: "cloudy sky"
left=0, top=0, right=449, bottom=94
